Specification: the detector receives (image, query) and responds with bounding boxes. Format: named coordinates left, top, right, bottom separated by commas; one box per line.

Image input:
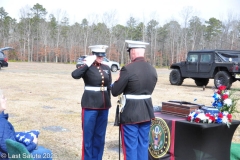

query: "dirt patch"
left=1, top=62, right=240, bottom=160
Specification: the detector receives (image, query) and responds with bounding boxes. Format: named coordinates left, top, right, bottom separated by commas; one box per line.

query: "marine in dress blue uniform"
left=71, top=45, right=112, bottom=160
left=111, top=40, right=158, bottom=160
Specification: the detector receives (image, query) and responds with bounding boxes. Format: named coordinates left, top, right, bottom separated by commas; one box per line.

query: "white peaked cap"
left=125, top=40, right=149, bottom=48
left=88, top=45, right=108, bottom=52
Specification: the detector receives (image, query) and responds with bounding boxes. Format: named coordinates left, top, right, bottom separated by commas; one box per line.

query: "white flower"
left=224, top=91, right=230, bottom=95
left=208, top=118, right=213, bottom=123
left=223, top=98, right=232, bottom=107
left=222, top=111, right=229, bottom=116
left=196, top=113, right=208, bottom=122
left=222, top=116, right=229, bottom=124
left=216, top=93, right=221, bottom=99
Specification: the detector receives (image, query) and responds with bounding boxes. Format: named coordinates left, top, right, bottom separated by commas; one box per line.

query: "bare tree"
left=53, top=9, right=68, bottom=63
left=102, top=10, right=118, bottom=60
left=19, top=5, right=33, bottom=62
left=180, top=6, right=193, bottom=57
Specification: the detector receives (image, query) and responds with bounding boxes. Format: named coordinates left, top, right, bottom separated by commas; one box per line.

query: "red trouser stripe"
left=82, top=108, right=85, bottom=160
left=170, top=120, right=175, bottom=160
left=120, top=124, right=127, bottom=160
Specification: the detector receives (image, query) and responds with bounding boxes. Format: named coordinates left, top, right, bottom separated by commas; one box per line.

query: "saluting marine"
left=72, top=45, right=112, bottom=160
left=111, top=40, right=158, bottom=160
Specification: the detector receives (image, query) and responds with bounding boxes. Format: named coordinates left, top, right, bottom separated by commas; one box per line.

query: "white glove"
left=84, top=55, right=96, bottom=67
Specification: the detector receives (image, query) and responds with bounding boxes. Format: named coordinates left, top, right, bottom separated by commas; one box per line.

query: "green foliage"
left=0, top=7, right=8, bottom=19
left=227, top=89, right=240, bottom=114
left=205, top=17, right=222, bottom=41
left=212, top=86, right=240, bottom=115
left=31, top=3, right=47, bottom=20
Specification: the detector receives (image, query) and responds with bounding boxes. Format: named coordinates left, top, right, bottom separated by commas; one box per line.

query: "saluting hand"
left=84, top=55, right=97, bottom=67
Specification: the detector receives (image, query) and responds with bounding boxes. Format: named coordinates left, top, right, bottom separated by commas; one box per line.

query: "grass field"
left=1, top=62, right=240, bottom=160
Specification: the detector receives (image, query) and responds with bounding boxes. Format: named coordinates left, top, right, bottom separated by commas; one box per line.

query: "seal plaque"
left=148, top=117, right=170, bottom=158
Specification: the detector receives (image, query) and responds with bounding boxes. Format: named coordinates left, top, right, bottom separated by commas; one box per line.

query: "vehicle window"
left=200, top=54, right=211, bottom=62
left=215, top=56, right=221, bottom=62
left=220, top=53, right=239, bottom=61
left=188, top=54, right=198, bottom=62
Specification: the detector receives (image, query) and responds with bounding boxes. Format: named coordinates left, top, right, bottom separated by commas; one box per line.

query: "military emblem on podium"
left=148, top=117, right=170, bottom=158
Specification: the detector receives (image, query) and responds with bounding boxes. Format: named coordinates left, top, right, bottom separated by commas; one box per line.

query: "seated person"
left=0, top=90, right=53, bottom=160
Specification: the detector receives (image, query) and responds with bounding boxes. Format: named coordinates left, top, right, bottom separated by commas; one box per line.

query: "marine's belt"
left=125, top=94, right=151, bottom=99
left=85, top=86, right=107, bottom=91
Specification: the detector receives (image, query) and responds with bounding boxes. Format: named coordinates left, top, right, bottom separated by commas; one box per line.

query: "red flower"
left=218, top=85, right=226, bottom=91
left=194, top=118, right=201, bottom=123
left=187, top=116, right=192, bottom=121
left=209, top=116, right=215, bottom=122
left=204, top=113, right=215, bottom=123
left=218, top=112, right=223, bottom=118
left=227, top=114, right=232, bottom=120
left=222, top=94, right=228, bottom=100
left=205, top=113, right=211, bottom=117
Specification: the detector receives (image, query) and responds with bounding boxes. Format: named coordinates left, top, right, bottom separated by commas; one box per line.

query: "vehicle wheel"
left=169, top=69, right=183, bottom=85
left=194, top=78, right=209, bottom=86
left=214, top=71, right=232, bottom=89
left=111, top=65, right=118, bottom=72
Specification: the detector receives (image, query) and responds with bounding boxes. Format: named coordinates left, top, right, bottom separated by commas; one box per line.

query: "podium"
left=148, top=112, right=240, bottom=160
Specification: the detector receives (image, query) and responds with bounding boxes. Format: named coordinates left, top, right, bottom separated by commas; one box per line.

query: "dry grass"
left=1, top=62, right=240, bottom=160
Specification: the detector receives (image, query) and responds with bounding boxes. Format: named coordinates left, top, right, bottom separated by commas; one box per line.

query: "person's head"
left=88, top=45, right=109, bottom=63
left=125, top=40, right=149, bottom=61
left=0, top=90, right=7, bottom=112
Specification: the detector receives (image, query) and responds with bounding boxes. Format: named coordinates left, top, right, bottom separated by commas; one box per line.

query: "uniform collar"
left=93, top=62, right=101, bottom=66
left=132, top=57, right=145, bottom=62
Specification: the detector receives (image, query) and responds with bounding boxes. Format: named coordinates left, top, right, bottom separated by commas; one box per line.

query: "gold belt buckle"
left=100, top=86, right=105, bottom=91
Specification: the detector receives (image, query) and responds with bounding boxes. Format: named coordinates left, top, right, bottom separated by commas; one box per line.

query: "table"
left=148, top=112, right=240, bottom=160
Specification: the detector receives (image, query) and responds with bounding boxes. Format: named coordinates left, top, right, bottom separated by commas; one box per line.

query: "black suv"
left=0, top=47, right=13, bottom=69
left=169, top=50, right=240, bottom=89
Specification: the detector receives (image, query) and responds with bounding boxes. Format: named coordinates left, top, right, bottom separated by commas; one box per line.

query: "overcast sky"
left=1, top=0, right=240, bottom=25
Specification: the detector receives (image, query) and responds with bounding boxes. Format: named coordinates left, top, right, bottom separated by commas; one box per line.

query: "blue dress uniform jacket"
left=111, top=57, right=158, bottom=124
left=72, top=63, right=112, bottom=109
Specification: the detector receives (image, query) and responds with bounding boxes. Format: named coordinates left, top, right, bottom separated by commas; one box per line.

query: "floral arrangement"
left=212, top=85, right=239, bottom=114
left=187, top=85, right=239, bottom=127
left=187, top=110, right=232, bottom=127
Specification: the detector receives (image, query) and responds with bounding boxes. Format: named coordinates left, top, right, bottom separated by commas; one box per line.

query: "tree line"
left=0, top=3, right=240, bottom=67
